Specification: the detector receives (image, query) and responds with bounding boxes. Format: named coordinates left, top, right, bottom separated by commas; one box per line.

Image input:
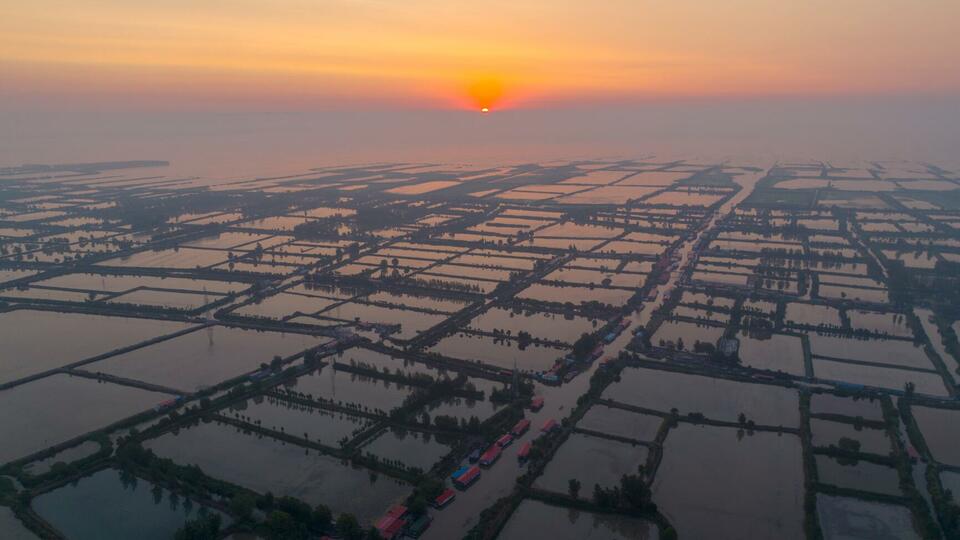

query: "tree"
left=229, top=493, right=256, bottom=522
left=310, top=504, right=332, bottom=532
left=174, top=514, right=221, bottom=540
left=572, top=333, right=599, bottom=360
left=337, top=513, right=363, bottom=540
left=277, top=496, right=312, bottom=524
left=264, top=510, right=301, bottom=540
left=408, top=496, right=428, bottom=516
left=415, top=477, right=444, bottom=501
left=620, top=474, right=650, bottom=508
left=837, top=437, right=862, bottom=454
left=568, top=478, right=582, bottom=499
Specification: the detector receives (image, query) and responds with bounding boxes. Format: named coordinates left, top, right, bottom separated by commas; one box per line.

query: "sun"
left=465, top=77, right=504, bottom=112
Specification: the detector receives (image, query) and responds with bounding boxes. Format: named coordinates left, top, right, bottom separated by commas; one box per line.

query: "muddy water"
left=653, top=424, right=804, bottom=540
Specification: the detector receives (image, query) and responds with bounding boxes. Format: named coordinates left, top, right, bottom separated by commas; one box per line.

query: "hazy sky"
left=3, top=0, right=959, bottom=111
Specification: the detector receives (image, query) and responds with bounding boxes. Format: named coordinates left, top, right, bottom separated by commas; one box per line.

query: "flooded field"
left=814, top=455, right=901, bottom=496
left=430, top=332, right=566, bottom=371
left=33, top=468, right=226, bottom=540
left=467, top=307, right=598, bottom=343
left=0, top=507, right=37, bottom=540
left=809, top=419, right=890, bottom=454
left=0, top=374, right=167, bottom=464
left=816, top=494, right=919, bottom=540
left=91, top=326, right=324, bottom=391
left=228, top=395, right=370, bottom=446
left=809, top=335, right=930, bottom=370
left=1, top=158, right=957, bottom=539
left=287, top=367, right=414, bottom=412
left=604, top=368, right=800, bottom=427
left=738, top=333, right=806, bottom=375
left=578, top=405, right=663, bottom=442
left=22, top=440, right=101, bottom=476
left=360, top=428, right=451, bottom=471
left=535, top=433, right=649, bottom=493
left=233, top=292, right=343, bottom=319
left=0, top=310, right=192, bottom=384
left=809, top=394, right=883, bottom=420
left=910, top=406, right=960, bottom=465
left=422, top=393, right=503, bottom=423
left=653, top=424, right=804, bottom=539
left=145, top=421, right=409, bottom=524
left=516, top=282, right=634, bottom=307
left=812, top=358, right=949, bottom=396
left=498, top=499, right=659, bottom=540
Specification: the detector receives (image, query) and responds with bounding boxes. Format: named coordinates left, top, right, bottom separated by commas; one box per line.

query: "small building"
left=453, top=465, right=481, bottom=489
left=529, top=396, right=545, bottom=411
left=432, top=488, right=456, bottom=509
left=517, top=441, right=532, bottom=463
left=406, top=514, right=432, bottom=538
left=717, top=337, right=740, bottom=358
left=451, top=466, right=470, bottom=481
left=374, top=505, right=408, bottom=540
left=537, top=372, right=560, bottom=384
left=511, top=418, right=531, bottom=436
left=153, top=396, right=182, bottom=412
left=479, top=445, right=502, bottom=467
left=496, top=433, right=514, bottom=448
left=541, top=418, right=558, bottom=434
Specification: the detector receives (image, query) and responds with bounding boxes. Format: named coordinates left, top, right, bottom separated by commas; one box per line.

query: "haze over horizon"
left=4, top=1, right=959, bottom=171
left=3, top=0, right=959, bottom=111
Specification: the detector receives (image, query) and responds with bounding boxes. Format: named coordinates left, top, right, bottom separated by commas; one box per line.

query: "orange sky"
left=2, top=0, right=959, bottom=111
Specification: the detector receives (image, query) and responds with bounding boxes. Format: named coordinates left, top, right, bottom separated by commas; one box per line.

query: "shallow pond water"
left=145, top=421, right=408, bottom=524
left=0, top=310, right=192, bottom=384
left=33, top=468, right=228, bottom=540
left=0, top=374, right=167, bottom=464
left=738, top=333, right=806, bottom=375
left=498, top=499, right=658, bottom=540
left=653, top=424, right=804, bottom=540
left=809, top=335, right=930, bottom=370
left=812, top=359, right=948, bottom=397
left=809, top=419, right=890, bottom=455
left=286, top=367, right=414, bottom=413
left=809, top=393, right=883, bottom=420
left=815, top=455, right=901, bottom=496
left=23, top=440, right=101, bottom=476
left=604, top=367, right=800, bottom=427
left=467, top=307, right=598, bottom=344
left=816, top=494, right=918, bottom=540
left=910, top=406, right=960, bottom=466
left=578, top=405, right=663, bottom=442
left=92, top=326, right=324, bottom=391
left=227, top=394, right=370, bottom=446
left=360, top=427, right=451, bottom=471
left=0, top=506, right=36, bottom=540
left=430, top=332, right=566, bottom=372
left=535, top=433, right=648, bottom=493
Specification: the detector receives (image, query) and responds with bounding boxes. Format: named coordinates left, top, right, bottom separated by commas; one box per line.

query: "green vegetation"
left=174, top=513, right=221, bottom=540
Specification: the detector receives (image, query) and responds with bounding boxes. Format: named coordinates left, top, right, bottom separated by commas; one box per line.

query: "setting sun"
left=466, top=77, right=506, bottom=112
